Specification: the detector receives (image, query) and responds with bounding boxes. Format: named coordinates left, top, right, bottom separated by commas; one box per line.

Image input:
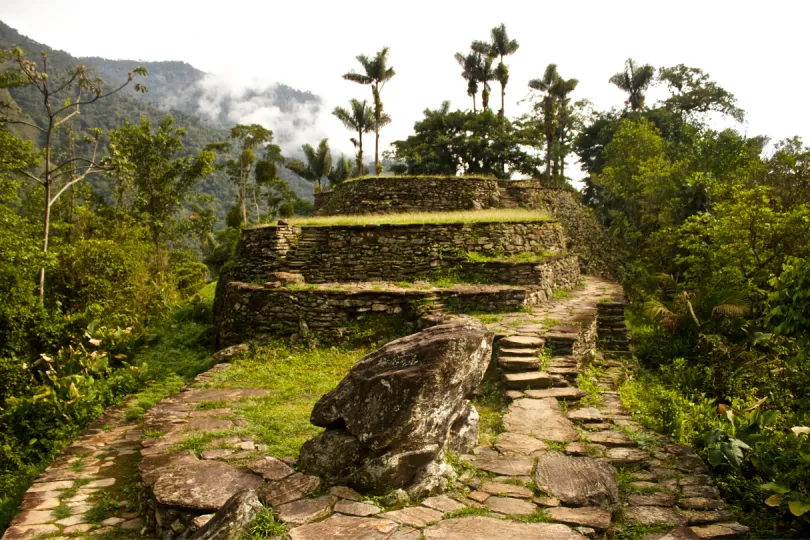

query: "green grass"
left=444, top=506, right=493, bottom=519
left=576, top=365, right=605, bottom=406
left=285, top=209, right=551, bottom=227
left=204, top=342, right=369, bottom=458
left=241, top=506, right=288, bottom=539
left=464, top=251, right=557, bottom=264
left=471, top=369, right=508, bottom=445
left=51, top=502, right=71, bottom=520
left=59, top=478, right=91, bottom=501
left=507, top=508, right=551, bottom=523
left=85, top=491, right=120, bottom=523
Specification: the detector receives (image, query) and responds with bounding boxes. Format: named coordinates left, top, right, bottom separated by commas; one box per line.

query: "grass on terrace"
left=286, top=208, right=551, bottom=227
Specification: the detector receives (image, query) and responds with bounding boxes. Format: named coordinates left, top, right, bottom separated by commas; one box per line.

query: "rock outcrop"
left=298, top=320, right=494, bottom=496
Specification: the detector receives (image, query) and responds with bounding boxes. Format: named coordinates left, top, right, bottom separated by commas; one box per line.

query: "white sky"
left=2, top=0, right=808, bottom=177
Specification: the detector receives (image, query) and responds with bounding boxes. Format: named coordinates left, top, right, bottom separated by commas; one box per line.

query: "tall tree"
left=327, top=154, right=353, bottom=186
left=454, top=51, right=482, bottom=112
left=343, top=47, right=395, bottom=175
left=609, top=57, right=655, bottom=111
left=473, top=24, right=519, bottom=117
left=476, top=56, right=497, bottom=112
left=0, top=48, right=147, bottom=302
left=227, top=124, right=276, bottom=225
left=108, top=116, right=216, bottom=249
left=658, top=64, right=745, bottom=122
left=332, top=99, right=382, bottom=175
left=299, top=138, right=333, bottom=191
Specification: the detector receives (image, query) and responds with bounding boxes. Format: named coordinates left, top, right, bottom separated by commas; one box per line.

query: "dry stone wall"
left=315, top=177, right=501, bottom=215
left=315, top=177, right=618, bottom=278
left=227, top=221, right=565, bottom=284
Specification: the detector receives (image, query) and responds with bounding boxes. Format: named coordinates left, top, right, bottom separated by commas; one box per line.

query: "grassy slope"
left=285, top=209, right=551, bottom=227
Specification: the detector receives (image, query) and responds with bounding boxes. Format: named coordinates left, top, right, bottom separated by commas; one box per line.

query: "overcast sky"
left=2, top=0, right=808, bottom=177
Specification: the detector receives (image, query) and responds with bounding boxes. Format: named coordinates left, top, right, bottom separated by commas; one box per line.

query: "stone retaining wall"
left=316, top=177, right=501, bottom=215
left=228, top=221, right=565, bottom=284
left=314, top=177, right=618, bottom=278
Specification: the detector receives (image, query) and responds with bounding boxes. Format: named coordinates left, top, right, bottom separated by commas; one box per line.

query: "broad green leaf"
left=788, top=499, right=810, bottom=517
left=765, top=494, right=784, bottom=507
left=761, top=482, right=791, bottom=494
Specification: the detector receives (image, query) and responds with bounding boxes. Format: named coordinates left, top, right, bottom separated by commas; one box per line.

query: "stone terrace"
left=3, top=277, right=750, bottom=539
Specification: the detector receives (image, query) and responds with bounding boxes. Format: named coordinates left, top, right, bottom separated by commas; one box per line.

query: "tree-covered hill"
left=0, top=20, right=315, bottom=219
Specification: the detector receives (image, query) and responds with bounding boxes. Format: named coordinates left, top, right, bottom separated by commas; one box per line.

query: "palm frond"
left=343, top=72, right=372, bottom=85
left=643, top=299, right=679, bottom=331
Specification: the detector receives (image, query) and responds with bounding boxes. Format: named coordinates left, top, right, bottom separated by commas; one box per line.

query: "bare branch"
left=0, top=118, right=46, bottom=134
left=54, top=109, right=80, bottom=128
left=21, top=170, right=45, bottom=186
left=51, top=78, right=132, bottom=117
left=49, top=137, right=102, bottom=206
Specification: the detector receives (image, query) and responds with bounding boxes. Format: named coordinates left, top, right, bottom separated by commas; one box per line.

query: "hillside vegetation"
left=0, top=18, right=808, bottom=538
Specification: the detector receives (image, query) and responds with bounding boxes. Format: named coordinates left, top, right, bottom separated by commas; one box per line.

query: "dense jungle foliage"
left=0, top=18, right=808, bottom=537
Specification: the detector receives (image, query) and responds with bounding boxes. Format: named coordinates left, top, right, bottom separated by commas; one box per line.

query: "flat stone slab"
left=680, top=510, right=736, bottom=525
left=484, top=496, right=536, bottom=515
left=623, top=506, right=686, bottom=526
left=534, top=453, right=619, bottom=508
left=603, top=447, right=649, bottom=465
left=288, top=514, right=398, bottom=540
left=333, top=500, right=381, bottom=517
left=277, top=496, right=335, bottom=526
left=330, top=486, right=364, bottom=501
left=500, top=336, right=545, bottom=348
left=201, top=449, right=233, bottom=460
left=152, top=459, right=262, bottom=511
left=462, top=454, right=534, bottom=476
left=587, top=430, right=636, bottom=447
left=504, top=371, right=552, bottom=390
left=524, top=388, right=586, bottom=401
left=495, top=432, right=547, bottom=456
left=187, top=418, right=234, bottom=432
left=248, top=456, right=295, bottom=480
left=499, top=348, right=540, bottom=357
left=259, top=473, right=320, bottom=507
left=421, top=495, right=466, bottom=514
left=628, top=493, right=676, bottom=506
left=423, top=516, right=586, bottom=539
left=379, top=506, right=444, bottom=527
left=566, top=408, right=604, bottom=423
left=480, top=481, right=533, bottom=499
left=499, top=357, right=540, bottom=371
left=546, top=507, right=612, bottom=530
left=1, top=523, right=60, bottom=539
left=689, top=522, right=750, bottom=539
left=503, top=398, right=578, bottom=442
left=174, top=388, right=270, bottom=404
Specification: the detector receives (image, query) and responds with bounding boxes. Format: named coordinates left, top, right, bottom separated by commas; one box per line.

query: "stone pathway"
left=3, top=276, right=750, bottom=539
left=2, top=407, right=145, bottom=539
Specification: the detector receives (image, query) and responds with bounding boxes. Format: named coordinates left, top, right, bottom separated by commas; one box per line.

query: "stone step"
left=551, top=375, right=570, bottom=387
left=499, top=356, right=540, bottom=371
left=524, top=387, right=586, bottom=401
left=547, top=367, right=579, bottom=379
left=503, top=371, right=552, bottom=390
left=499, top=335, right=545, bottom=349
left=498, top=348, right=541, bottom=357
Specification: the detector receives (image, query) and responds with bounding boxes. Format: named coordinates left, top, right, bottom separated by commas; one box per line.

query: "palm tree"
left=300, top=139, right=333, bottom=191
left=473, top=24, right=519, bottom=116
left=343, top=47, right=396, bottom=175
left=454, top=51, right=482, bottom=112
left=549, top=74, right=578, bottom=180
left=327, top=154, right=353, bottom=186
left=332, top=99, right=384, bottom=175
left=529, top=64, right=561, bottom=179
left=609, top=58, right=655, bottom=111
left=476, top=56, right=497, bottom=112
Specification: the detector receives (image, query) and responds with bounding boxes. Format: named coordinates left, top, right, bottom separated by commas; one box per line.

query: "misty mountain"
left=0, top=20, right=320, bottom=220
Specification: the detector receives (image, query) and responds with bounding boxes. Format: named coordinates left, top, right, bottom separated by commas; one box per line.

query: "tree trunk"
left=373, top=83, right=381, bottom=176
left=357, top=131, right=363, bottom=175
left=500, top=83, right=505, bottom=117
left=240, top=179, right=248, bottom=225
left=472, top=94, right=477, bottom=113
left=39, top=182, right=51, bottom=303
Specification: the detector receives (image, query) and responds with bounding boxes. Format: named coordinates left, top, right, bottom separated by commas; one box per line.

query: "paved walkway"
left=3, top=277, right=750, bottom=539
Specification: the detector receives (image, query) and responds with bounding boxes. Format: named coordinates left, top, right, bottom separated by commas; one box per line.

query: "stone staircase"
left=597, top=300, right=630, bottom=358
left=284, top=228, right=319, bottom=270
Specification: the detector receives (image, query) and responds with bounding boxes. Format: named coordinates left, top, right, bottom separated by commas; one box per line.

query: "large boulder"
left=298, top=320, right=493, bottom=495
